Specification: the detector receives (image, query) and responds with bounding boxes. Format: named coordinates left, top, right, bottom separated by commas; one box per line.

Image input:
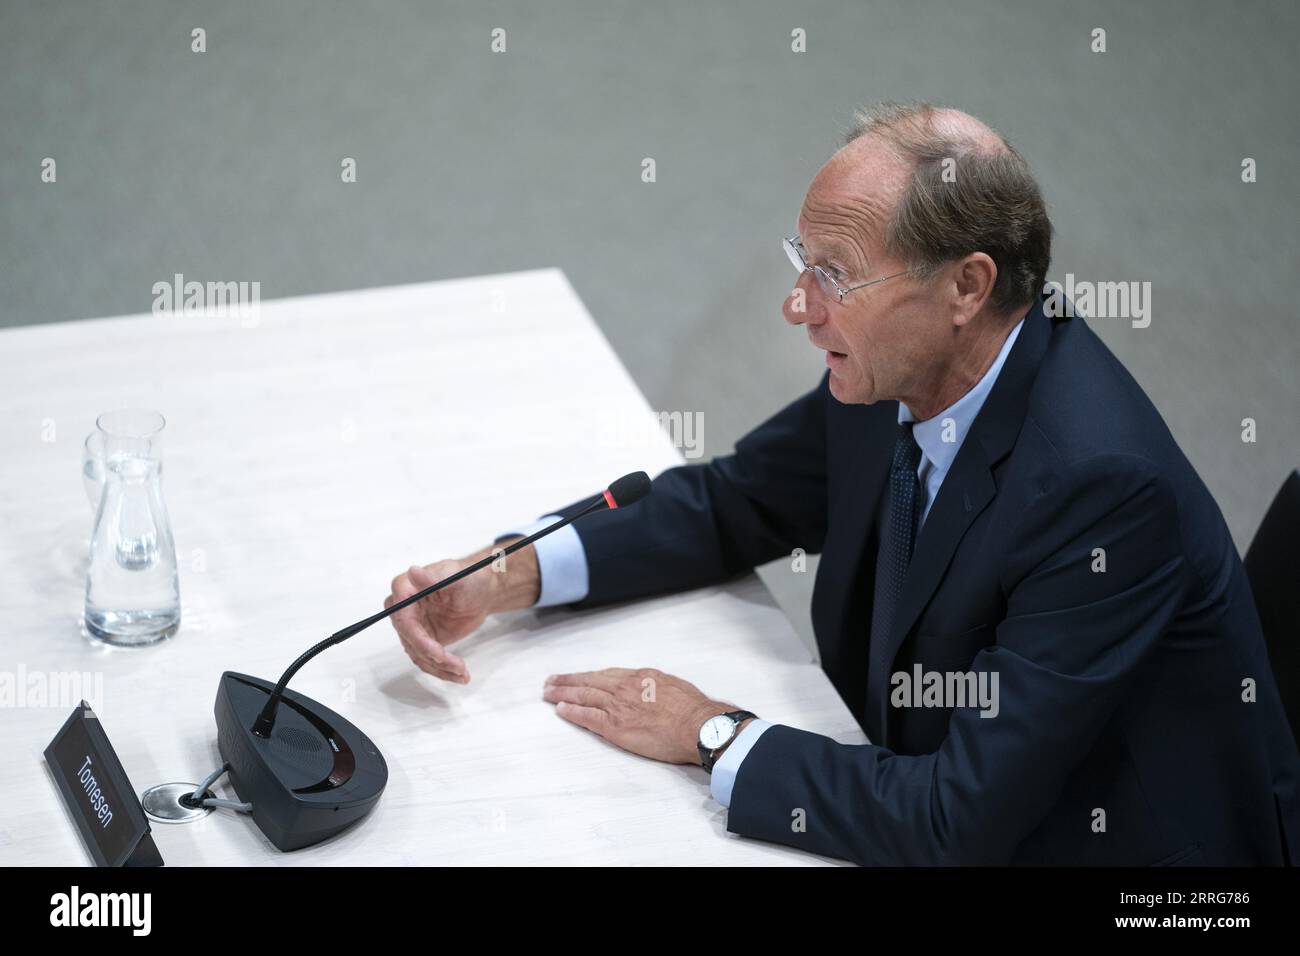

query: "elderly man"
left=386, top=103, right=1299, bottom=866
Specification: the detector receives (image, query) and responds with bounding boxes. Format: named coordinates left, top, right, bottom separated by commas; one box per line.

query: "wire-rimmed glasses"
left=783, top=235, right=911, bottom=302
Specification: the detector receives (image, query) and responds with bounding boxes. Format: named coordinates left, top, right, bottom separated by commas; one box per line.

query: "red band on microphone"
left=603, top=489, right=617, bottom=509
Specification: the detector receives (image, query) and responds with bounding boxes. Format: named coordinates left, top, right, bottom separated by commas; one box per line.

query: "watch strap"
left=698, top=710, right=758, bottom=773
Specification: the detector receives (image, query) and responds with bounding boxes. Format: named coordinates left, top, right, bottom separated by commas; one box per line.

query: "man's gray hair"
left=846, top=102, right=1052, bottom=314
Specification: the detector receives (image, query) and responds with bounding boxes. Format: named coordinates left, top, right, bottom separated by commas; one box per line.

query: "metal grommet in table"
left=142, top=782, right=215, bottom=823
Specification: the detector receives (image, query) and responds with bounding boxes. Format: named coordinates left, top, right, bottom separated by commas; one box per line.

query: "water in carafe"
left=84, top=409, right=180, bottom=646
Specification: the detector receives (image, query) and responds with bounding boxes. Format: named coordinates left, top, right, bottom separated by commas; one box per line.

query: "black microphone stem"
left=250, top=494, right=607, bottom=737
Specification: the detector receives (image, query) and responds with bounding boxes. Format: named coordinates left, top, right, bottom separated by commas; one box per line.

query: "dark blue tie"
left=867, top=421, right=924, bottom=724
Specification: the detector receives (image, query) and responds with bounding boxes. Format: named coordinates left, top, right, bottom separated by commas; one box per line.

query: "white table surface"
left=0, top=269, right=866, bottom=866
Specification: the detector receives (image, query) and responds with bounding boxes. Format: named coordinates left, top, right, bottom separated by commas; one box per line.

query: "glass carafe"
left=84, top=409, right=181, bottom=646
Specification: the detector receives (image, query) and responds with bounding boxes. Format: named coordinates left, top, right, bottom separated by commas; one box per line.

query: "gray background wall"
left=3, top=1, right=1296, bottom=644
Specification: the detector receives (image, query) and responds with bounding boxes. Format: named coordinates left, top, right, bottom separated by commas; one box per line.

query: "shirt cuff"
left=495, top=515, right=590, bottom=608
left=709, top=719, right=772, bottom=808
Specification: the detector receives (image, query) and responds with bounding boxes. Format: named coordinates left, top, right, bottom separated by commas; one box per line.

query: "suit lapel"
left=835, top=406, right=897, bottom=588
left=816, top=402, right=895, bottom=723
left=869, top=298, right=1057, bottom=742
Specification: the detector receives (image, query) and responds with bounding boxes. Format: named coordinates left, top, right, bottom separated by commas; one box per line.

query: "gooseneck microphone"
left=216, top=470, right=651, bottom=851
left=250, top=470, right=652, bottom=738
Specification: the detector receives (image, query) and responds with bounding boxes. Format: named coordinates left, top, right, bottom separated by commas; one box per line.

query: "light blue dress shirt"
left=505, top=317, right=1025, bottom=807
left=499, top=516, right=589, bottom=607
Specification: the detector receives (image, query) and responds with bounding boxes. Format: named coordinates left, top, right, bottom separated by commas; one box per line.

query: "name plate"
left=44, top=701, right=163, bottom=867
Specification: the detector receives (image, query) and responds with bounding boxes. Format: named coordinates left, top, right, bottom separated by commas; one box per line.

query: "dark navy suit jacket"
left=550, top=294, right=1299, bottom=865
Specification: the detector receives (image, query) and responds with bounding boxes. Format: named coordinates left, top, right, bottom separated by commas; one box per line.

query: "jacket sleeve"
left=725, top=453, right=1191, bottom=865
left=552, top=372, right=831, bottom=608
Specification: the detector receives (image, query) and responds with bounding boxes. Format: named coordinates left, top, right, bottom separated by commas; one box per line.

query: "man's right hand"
left=385, top=537, right=540, bottom=684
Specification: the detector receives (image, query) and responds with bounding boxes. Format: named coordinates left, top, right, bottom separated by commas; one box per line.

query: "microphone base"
left=214, top=672, right=388, bottom=852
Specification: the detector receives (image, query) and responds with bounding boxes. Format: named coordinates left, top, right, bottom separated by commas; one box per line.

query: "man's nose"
left=783, top=272, right=825, bottom=327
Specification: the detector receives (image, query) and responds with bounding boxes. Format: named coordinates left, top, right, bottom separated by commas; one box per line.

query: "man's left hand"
left=543, top=667, right=733, bottom=765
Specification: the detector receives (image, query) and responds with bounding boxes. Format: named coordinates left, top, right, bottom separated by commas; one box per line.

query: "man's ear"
left=951, top=252, right=998, bottom=326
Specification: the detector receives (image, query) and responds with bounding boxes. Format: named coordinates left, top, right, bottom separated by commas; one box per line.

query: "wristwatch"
left=697, top=710, right=758, bottom=773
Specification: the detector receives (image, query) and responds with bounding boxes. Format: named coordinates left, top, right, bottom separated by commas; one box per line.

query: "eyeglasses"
left=783, top=234, right=911, bottom=302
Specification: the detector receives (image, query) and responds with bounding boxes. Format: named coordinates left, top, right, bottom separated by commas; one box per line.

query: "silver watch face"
left=699, top=715, right=736, bottom=749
